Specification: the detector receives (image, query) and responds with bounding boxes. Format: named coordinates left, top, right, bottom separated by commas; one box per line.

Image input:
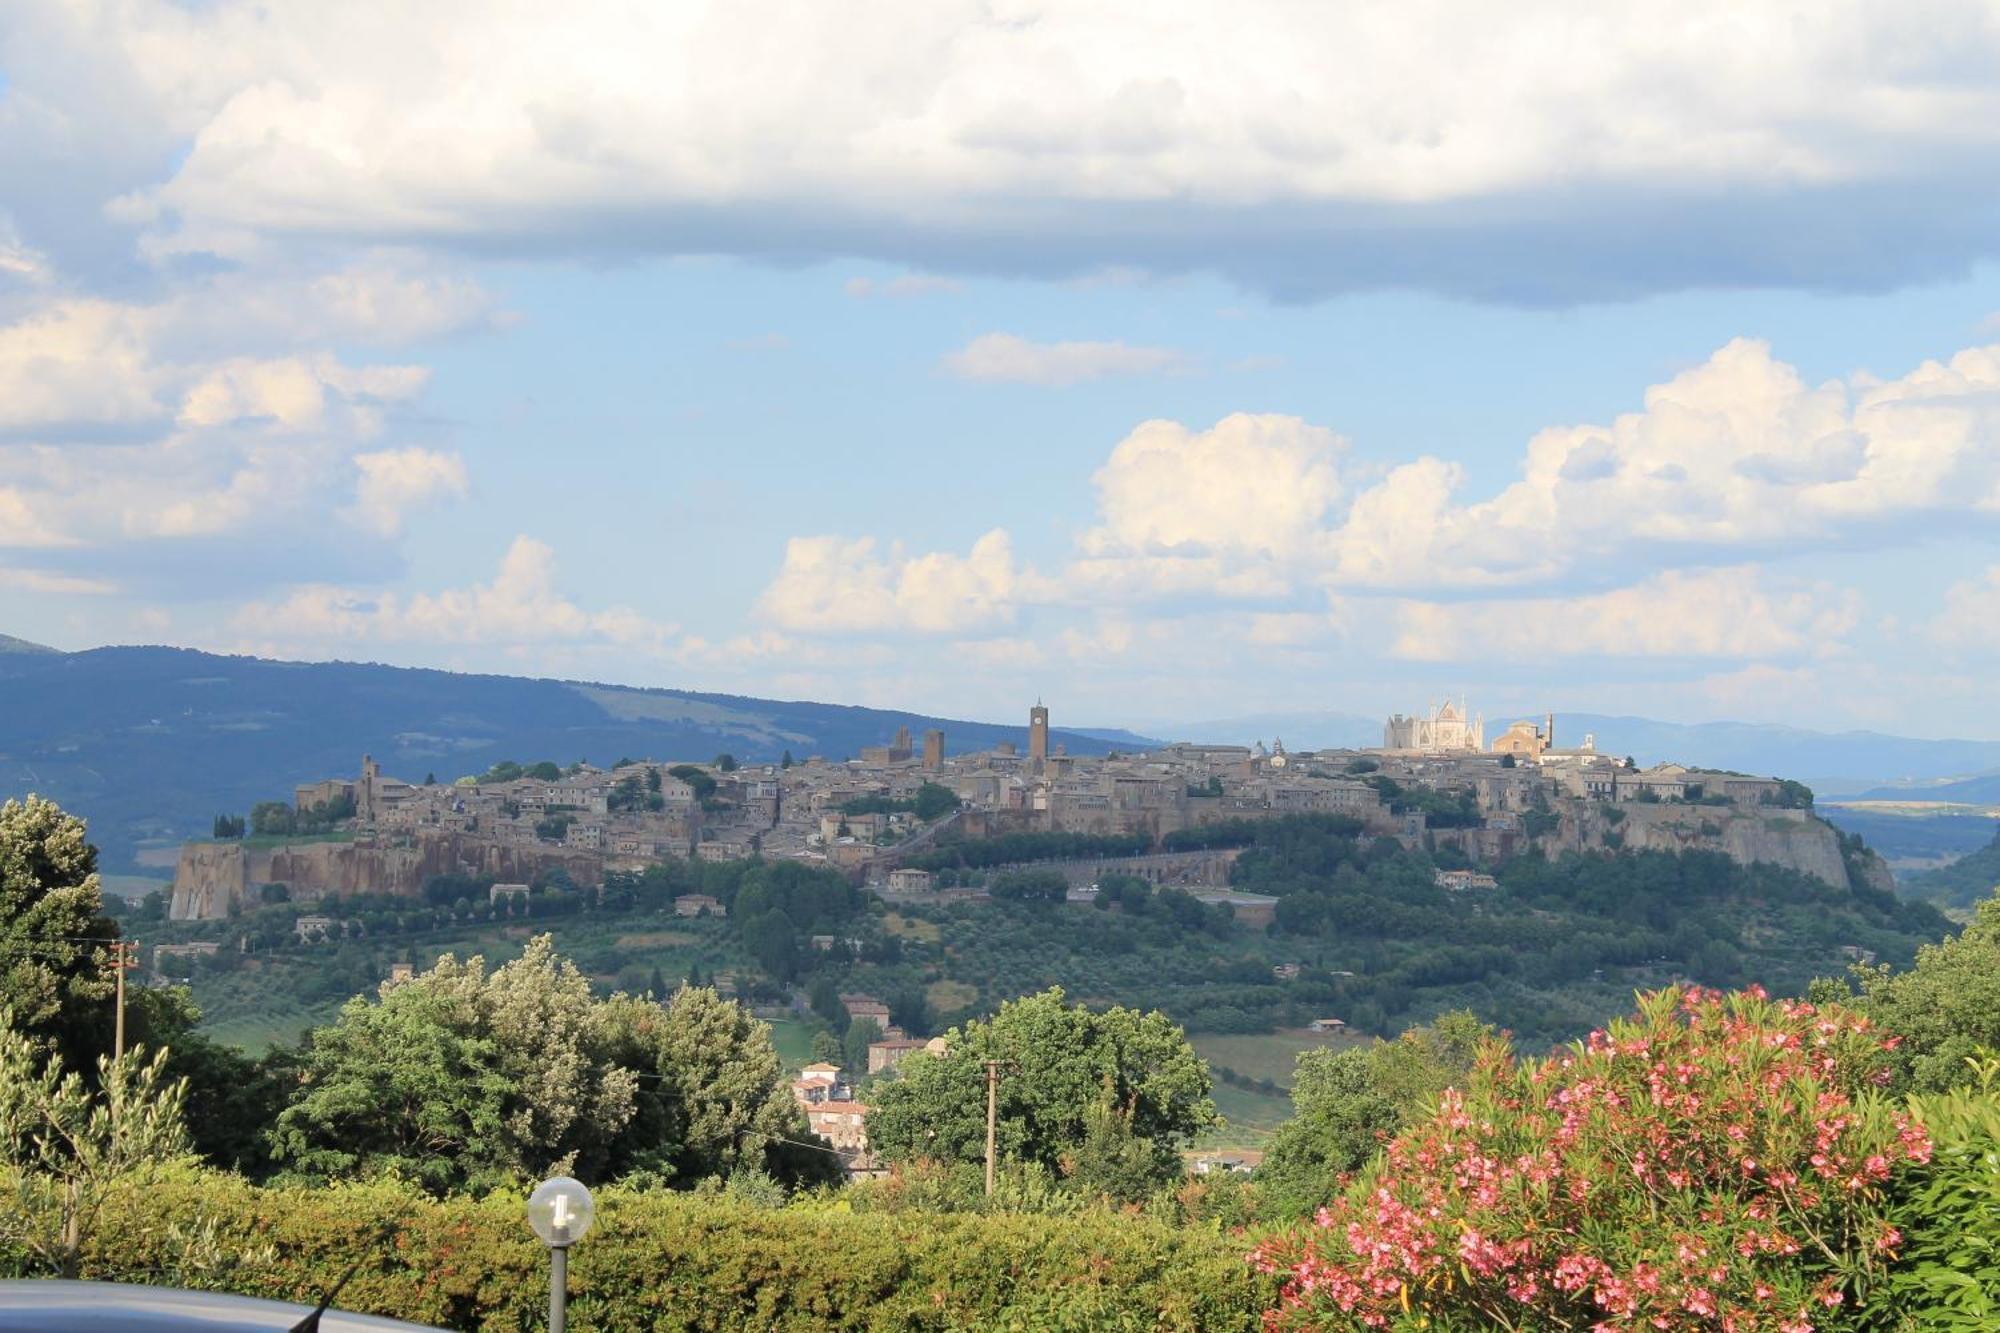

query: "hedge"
left=52, top=1169, right=1273, bottom=1331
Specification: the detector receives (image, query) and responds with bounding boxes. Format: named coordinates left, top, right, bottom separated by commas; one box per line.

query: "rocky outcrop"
left=170, top=842, right=251, bottom=920
left=1553, top=803, right=1859, bottom=890
left=170, top=831, right=604, bottom=920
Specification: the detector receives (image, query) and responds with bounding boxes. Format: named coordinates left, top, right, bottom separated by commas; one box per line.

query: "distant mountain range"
left=0, top=644, right=1142, bottom=876
left=1173, top=709, right=2000, bottom=795
left=1850, top=772, right=2000, bottom=805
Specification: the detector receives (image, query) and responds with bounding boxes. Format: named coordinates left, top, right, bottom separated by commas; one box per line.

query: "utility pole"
left=984, top=1058, right=1001, bottom=1197
left=108, top=941, right=137, bottom=1061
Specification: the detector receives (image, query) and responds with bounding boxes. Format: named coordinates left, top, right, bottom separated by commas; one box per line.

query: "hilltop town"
left=169, top=699, right=1884, bottom=920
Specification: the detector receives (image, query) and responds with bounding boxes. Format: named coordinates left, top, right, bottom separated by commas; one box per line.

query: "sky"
left=3, top=1, right=2000, bottom=738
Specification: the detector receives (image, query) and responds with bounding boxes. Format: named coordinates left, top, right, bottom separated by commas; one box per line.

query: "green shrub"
left=1883, top=1059, right=2000, bottom=1328
left=49, top=1168, right=1272, bottom=1331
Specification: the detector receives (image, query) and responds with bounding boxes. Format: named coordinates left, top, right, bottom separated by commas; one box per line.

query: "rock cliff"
left=1554, top=803, right=1864, bottom=890
left=170, top=831, right=603, bottom=920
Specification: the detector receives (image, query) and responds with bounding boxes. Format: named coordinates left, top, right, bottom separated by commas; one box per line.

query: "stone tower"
left=359, top=754, right=380, bottom=822
left=923, top=728, right=945, bottom=769
left=1028, top=702, right=1049, bottom=770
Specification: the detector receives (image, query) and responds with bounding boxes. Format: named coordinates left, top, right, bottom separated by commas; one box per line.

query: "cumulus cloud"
left=233, top=536, right=675, bottom=650
left=1390, top=568, right=1860, bottom=662
left=755, top=529, right=1024, bottom=634
left=20, top=1, right=2000, bottom=301
left=0, top=259, right=469, bottom=586
left=1930, top=566, right=2000, bottom=652
left=942, top=333, right=1191, bottom=385
left=753, top=333, right=2000, bottom=665
left=1334, top=338, right=2000, bottom=591
left=0, top=300, right=166, bottom=433
left=348, top=448, right=470, bottom=537
left=1068, top=412, right=1347, bottom=599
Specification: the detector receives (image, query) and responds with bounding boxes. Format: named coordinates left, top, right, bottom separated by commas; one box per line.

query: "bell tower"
left=1028, top=701, right=1049, bottom=771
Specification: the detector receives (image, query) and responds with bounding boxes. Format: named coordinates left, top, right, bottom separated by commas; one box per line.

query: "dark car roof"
left=0, top=1281, right=443, bottom=1332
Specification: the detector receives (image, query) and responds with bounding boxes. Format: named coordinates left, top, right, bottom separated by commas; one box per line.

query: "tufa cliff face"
left=1553, top=803, right=1863, bottom=890
left=169, top=831, right=604, bottom=920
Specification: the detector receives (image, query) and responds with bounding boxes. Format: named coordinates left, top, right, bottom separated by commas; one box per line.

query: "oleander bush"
left=15, top=1166, right=1274, bottom=1331
left=1253, top=986, right=1933, bottom=1331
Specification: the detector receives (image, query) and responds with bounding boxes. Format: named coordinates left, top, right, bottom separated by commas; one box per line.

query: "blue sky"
left=4, top=2, right=2000, bottom=737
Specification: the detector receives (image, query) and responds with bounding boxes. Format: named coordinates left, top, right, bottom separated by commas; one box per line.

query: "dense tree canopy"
left=869, top=988, right=1216, bottom=1199
left=0, top=796, right=118, bottom=1073
left=1257, top=1011, right=1491, bottom=1219
left=270, top=935, right=825, bottom=1195
left=1853, top=892, right=2000, bottom=1094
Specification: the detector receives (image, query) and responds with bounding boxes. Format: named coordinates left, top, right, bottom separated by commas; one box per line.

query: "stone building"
left=1384, top=699, right=1485, bottom=753
left=1490, top=714, right=1554, bottom=760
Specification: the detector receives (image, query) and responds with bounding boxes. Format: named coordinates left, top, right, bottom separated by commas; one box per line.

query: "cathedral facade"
left=1382, top=699, right=1485, bottom=753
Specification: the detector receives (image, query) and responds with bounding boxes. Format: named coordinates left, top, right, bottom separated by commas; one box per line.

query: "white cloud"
left=0, top=263, right=464, bottom=581
left=0, top=299, right=165, bottom=432
left=1390, top=568, right=1860, bottom=662
left=1334, top=338, right=2000, bottom=591
left=1068, top=412, right=1347, bottom=599
left=755, top=529, right=1023, bottom=634
left=0, top=217, right=51, bottom=287
left=0, top=566, right=116, bottom=596
left=22, top=1, right=2000, bottom=301
left=1930, top=567, right=2000, bottom=652
left=752, top=334, right=2000, bottom=659
left=348, top=448, right=470, bottom=537
left=942, top=333, right=1192, bottom=386
left=233, top=536, right=675, bottom=650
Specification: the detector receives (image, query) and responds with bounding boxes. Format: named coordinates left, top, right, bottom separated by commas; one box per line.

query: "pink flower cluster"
left=1252, top=986, right=1930, bottom=1331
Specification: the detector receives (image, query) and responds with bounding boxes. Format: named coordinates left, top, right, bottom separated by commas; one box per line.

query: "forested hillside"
left=1903, top=824, right=2000, bottom=909
left=126, top=815, right=1954, bottom=1055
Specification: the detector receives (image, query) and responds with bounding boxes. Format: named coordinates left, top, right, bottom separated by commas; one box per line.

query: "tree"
left=781, top=750, right=795, bottom=770
left=808, top=976, right=848, bottom=1033
left=0, top=796, right=118, bottom=1074
left=125, top=985, right=290, bottom=1178
left=270, top=936, right=637, bottom=1194
left=211, top=814, right=244, bottom=839
left=809, top=1029, right=842, bottom=1064
left=989, top=869, right=1069, bottom=904
left=1258, top=1010, right=1492, bottom=1219
left=741, top=909, right=799, bottom=982
left=912, top=782, right=961, bottom=822
left=869, top=988, right=1216, bottom=1197
left=249, top=801, right=296, bottom=836
left=668, top=765, right=719, bottom=802
left=0, top=1011, right=192, bottom=1276
left=714, top=753, right=739, bottom=772
left=1856, top=890, right=2000, bottom=1093
left=596, top=986, right=839, bottom=1190
left=843, top=1016, right=882, bottom=1074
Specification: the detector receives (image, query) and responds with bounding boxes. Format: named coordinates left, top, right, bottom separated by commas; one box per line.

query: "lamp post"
left=527, top=1176, right=595, bottom=1333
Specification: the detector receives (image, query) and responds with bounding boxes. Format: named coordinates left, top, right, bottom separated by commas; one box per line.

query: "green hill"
left=1904, top=824, right=2000, bottom=909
